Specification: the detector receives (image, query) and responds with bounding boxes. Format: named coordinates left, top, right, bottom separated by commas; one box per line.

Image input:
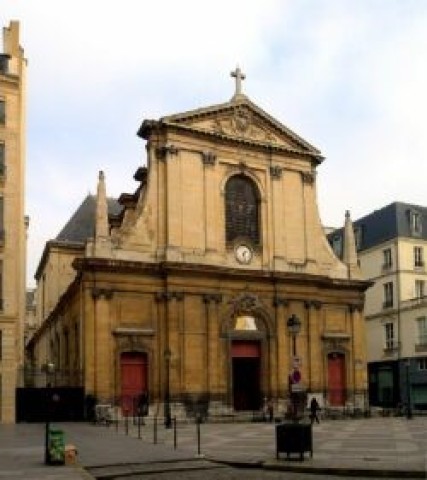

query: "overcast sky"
left=2, top=1, right=427, bottom=287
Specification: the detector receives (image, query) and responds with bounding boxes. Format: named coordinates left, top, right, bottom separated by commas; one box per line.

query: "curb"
left=209, top=458, right=427, bottom=479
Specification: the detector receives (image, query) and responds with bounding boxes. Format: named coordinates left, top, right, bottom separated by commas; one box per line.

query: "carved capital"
left=269, top=165, right=283, bottom=179
left=203, top=293, right=223, bottom=304
left=155, top=144, right=179, bottom=160
left=91, top=288, right=114, bottom=300
left=304, top=300, right=322, bottom=310
left=273, top=296, right=288, bottom=307
left=155, top=291, right=184, bottom=302
left=201, top=151, right=216, bottom=166
left=301, top=171, right=316, bottom=184
left=349, top=303, right=363, bottom=313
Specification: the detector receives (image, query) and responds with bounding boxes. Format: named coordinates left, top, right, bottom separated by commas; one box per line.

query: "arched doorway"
left=231, top=340, right=261, bottom=411
left=120, top=352, right=148, bottom=414
left=328, top=352, right=346, bottom=406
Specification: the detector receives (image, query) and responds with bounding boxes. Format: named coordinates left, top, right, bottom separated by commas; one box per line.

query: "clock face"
left=235, top=245, right=252, bottom=264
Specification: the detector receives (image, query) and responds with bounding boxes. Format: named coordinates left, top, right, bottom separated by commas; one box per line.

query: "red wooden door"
left=120, top=352, right=147, bottom=414
left=328, top=353, right=346, bottom=406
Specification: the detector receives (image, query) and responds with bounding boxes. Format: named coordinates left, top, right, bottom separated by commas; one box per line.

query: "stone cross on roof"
left=230, top=66, right=246, bottom=99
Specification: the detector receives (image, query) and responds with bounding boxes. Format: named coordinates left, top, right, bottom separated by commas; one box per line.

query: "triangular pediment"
left=161, top=97, right=322, bottom=158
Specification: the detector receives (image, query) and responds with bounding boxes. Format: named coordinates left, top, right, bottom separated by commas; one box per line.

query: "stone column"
left=203, top=293, right=222, bottom=413
left=91, top=288, right=113, bottom=402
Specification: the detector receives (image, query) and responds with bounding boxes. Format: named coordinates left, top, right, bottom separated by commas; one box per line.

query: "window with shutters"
left=225, top=174, right=260, bottom=245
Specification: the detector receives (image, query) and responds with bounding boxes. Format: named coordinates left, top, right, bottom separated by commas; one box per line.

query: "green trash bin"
left=47, top=429, right=65, bottom=465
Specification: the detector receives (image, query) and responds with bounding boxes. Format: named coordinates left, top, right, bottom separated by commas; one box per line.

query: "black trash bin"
left=276, top=422, right=313, bottom=460
left=47, top=428, right=65, bottom=465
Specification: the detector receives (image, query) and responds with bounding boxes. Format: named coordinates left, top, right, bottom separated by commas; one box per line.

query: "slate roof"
left=328, top=202, right=427, bottom=253
left=56, top=194, right=122, bottom=243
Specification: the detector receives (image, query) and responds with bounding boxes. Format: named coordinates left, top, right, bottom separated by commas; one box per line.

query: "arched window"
left=225, top=175, right=260, bottom=244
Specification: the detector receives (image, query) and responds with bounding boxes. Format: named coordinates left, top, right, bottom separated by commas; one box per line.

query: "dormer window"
left=331, top=235, right=342, bottom=258
left=354, top=226, right=363, bottom=251
left=408, top=209, right=422, bottom=236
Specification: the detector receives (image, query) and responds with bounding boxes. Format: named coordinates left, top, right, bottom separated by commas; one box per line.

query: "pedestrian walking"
left=309, top=397, right=320, bottom=424
left=267, top=398, right=274, bottom=422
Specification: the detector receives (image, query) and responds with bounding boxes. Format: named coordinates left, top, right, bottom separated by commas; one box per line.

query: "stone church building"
left=29, top=69, right=370, bottom=417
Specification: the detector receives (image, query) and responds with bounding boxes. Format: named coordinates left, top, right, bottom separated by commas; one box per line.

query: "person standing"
left=309, top=397, right=320, bottom=424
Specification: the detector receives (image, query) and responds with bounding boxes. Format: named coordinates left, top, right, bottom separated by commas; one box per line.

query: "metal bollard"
left=138, top=414, right=141, bottom=439
left=173, top=416, right=177, bottom=449
left=125, top=409, right=129, bottom=435
left=196, top=414, right=201, bottom=456
left=154, top=415, right=158, bottom=444
left=115, top=407, right=119, bottom=433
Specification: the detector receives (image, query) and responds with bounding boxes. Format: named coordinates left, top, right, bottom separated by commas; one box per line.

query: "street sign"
left=292, top=356, right=302, bottom=368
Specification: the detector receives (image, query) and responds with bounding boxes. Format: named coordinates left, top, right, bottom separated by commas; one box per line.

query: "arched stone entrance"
left=223, top=292, right=274, bottom=412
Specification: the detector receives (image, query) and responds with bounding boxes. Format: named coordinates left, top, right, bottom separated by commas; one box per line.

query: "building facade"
left=330, top=202, right=427, bottom=411
left=29, top=71, right=370, bottom=418
left=0, top=21, right=27, bottom=423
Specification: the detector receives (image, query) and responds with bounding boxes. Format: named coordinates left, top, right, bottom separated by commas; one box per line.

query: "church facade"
left=29, top=70, right=370, bottom=417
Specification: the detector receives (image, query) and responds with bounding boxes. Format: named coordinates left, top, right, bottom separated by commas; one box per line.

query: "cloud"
left=3, top=0, right=427, bottom=284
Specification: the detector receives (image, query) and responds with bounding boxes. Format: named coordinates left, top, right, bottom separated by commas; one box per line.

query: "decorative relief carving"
left=201, top=151, right=216, bottom=166
left=269, top=165, right=283, bottom=179
left=155, top=144, right=179, bottom=160
left=229, top=292, right=263, bottom=316
left=211, top=107, right=277, bottom=143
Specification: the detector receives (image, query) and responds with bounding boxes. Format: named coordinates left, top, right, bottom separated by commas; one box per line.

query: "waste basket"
left=276, top=422, right=312, bottom=460
left=47, top=429, right=65, bottom=465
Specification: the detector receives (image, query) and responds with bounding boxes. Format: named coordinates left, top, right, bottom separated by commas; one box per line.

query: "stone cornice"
left=73, top=257, right=371, bottom=292
left=141, top=120, right=323, bottom=163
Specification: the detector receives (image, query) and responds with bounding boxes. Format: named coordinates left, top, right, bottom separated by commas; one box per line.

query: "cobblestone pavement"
left=106, top=415, right=427, bottom=473
left=1, top=416, right=426, bottom=479
left=110, top=467, right=405, bottom=480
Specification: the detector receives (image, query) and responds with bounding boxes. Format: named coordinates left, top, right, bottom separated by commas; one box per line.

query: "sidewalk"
left=1, top=416, right=426, bottom=479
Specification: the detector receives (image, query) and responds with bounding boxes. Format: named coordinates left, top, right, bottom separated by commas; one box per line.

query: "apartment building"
left=0, top=21, right=27, bottom=423
left=329, top=202, right=427, bottom=411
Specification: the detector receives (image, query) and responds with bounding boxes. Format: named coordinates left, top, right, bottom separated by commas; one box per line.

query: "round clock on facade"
left=235, top=244, right=253, bottom=264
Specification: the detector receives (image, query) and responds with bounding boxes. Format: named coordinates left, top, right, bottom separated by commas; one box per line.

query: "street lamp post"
left=44, top=361, right=55, bottom=465
left=287, top=314, right=301, bottom=357
left=164, top=348, right=172, bottom=429
left=287, top=314, right=302, bottom=421
left=405, top=359, right=412, bottom=420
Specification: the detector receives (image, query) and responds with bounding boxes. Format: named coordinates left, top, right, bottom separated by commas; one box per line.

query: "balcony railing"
left=400, top=295, right=427, bottom=309
left=383, top=341, right=400, bottom=354
left=382, top=263, right=393, bottom=272
left=415, top=342, right=427, bottom=353
left=382, top=300, right=394, bottom=309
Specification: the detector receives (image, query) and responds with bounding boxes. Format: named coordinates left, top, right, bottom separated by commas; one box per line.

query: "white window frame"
left=414, top=246, right=424, bottom=267
left=383, top=282, right=393, bottom=308
left=417, top=317, right=427, bottom=346
left=383, top=248, right=392, bottom=269
left=417, top=357, right=427, bottom=371
left=385, top=322, right=395, bottom=350
left=415, top=280, right=425, bottom=299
